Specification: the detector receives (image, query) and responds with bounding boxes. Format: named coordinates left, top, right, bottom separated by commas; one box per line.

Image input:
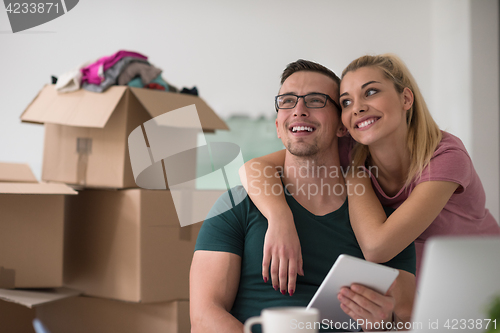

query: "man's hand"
left=262, top=216, right=304, bottom=296
left=338, top=283, right=395, bottom=332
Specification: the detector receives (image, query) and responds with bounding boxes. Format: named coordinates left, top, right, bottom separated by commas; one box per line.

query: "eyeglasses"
left=275, top=93, right=340, bottom=112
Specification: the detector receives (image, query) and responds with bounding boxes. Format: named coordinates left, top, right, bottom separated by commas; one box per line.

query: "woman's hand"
left=263, top=212, right=304, bottom=296
left=338, top=283, right=395, bottom=331
left=238, top=150, right=304, bottom=294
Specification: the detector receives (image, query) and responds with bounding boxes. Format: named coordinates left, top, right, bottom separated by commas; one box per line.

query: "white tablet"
left=307, top=254, right=399, bottom=331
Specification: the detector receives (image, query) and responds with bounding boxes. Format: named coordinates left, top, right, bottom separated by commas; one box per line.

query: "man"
left=190, top=60, right=416, bottom=333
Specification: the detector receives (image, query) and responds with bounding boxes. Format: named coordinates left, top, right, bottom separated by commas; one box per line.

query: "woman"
left=241, top=54, right=500, bottom=294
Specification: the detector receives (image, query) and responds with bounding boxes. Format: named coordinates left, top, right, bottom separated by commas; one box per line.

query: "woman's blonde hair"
left=341, top=54, right=442, bottom=188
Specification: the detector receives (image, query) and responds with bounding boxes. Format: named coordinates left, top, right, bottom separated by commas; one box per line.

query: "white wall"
left=0, top=0, right=498, bottom=220
left=470, top=0, right=500, bottom=223
left=429, top=0, right=499, bottom=221
left=430, top=0, right=472, bottom=149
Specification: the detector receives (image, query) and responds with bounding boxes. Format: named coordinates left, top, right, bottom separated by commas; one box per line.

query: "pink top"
left=364, top=131, right=500, bottom=276
left=81, top=50, right=148, bottom=85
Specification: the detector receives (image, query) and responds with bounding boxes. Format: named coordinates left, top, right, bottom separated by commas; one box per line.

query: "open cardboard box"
left=0, top=288, right=80, bottom=333
left=0, top=299, right=36, bottom=333
left=0, top=162, right=77, bottom=288
left=20, top=85, right=228, bottom=188
left=37, top=296, right=190, bottom=333
left=0, top=288, right=189, bottom=333
left=63, top=188, right=226, bottom=303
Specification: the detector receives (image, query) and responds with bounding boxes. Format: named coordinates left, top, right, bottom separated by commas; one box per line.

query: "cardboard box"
left=0, top=163, right=77, bottom=288
left=20, top=85, right=228, bottom=188
left=0, top=288, right=80, bottom=333
left=0, top=300, right=36, bottom=333
left=0, top=287, right=188, bottom=333
left=36, top=297, right=190, bottom=333
left=63, top=188, right=224, bottom=303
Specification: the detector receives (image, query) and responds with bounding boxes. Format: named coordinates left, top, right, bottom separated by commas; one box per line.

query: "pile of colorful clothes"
left=53, top=50, right=197, bottom=95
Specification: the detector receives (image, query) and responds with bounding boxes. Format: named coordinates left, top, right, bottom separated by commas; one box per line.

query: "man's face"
left=276, top=71, right=341, bottom=158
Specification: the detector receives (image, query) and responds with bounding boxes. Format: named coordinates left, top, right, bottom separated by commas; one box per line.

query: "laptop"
left=407, top=236, right=500, bottom=332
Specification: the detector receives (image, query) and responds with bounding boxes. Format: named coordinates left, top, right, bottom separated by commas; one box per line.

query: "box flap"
left=0, top=162, right=38, bottom=183
left=130, top=88, right=229, bottom=131
left=20, top=85, right=127, bottom=128
left=0, top=182, right=78, bottom=195
left=0, top=288, right=80, bottom=308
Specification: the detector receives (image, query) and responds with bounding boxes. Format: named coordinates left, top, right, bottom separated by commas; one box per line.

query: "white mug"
left=244, top=307, right=320, bottom=333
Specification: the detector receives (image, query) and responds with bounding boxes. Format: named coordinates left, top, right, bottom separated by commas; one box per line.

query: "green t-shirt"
left=195, top=186, right=416, bottom=332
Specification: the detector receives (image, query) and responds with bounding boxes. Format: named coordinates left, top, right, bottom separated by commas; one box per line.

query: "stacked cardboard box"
left=21, top=85, right=228, bottom=188
left=0, top=162, right=77, bottom=290
left=63, top=189, right=201, bottom=303
left=1, top=288, right=189, bottom=333
left=38, top=296, right=190, bottom=333
left=0, top=85, right=228, bottom=332
left=0, top=295, right=189, bottom=333
left=0, top=162, right=77, bottom=333
left=0, top=299, right=36, bottom=333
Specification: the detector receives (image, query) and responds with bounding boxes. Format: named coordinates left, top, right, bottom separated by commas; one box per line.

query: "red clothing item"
left=367, top=131, right=500, bottom=277
left=81, top=50, right=148, bottom=85
left=145, top=83, right=165, bottom=90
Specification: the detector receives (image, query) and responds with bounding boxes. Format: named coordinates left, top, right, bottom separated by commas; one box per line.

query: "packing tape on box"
left=128, top=104, right=247, bottom=227
left=76, top=137, right=92, bottom=186
left=0, top=267, right=15, bottom=289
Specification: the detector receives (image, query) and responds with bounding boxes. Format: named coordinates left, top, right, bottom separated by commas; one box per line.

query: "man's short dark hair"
left=280, top=59, right=340, bottom=86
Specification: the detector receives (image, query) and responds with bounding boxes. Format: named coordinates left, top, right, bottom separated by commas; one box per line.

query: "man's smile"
left=288, top=122, right=317, bottom=136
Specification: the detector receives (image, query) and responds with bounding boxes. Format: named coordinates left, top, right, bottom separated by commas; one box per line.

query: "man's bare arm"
left=190, top=250, right=243, bottom=333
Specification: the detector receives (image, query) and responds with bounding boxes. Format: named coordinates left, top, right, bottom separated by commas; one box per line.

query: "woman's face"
left=339, top=66, right=413, bottom=147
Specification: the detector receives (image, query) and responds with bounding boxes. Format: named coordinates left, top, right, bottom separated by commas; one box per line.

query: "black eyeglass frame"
left=275, top=93, right=340, bottom=112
